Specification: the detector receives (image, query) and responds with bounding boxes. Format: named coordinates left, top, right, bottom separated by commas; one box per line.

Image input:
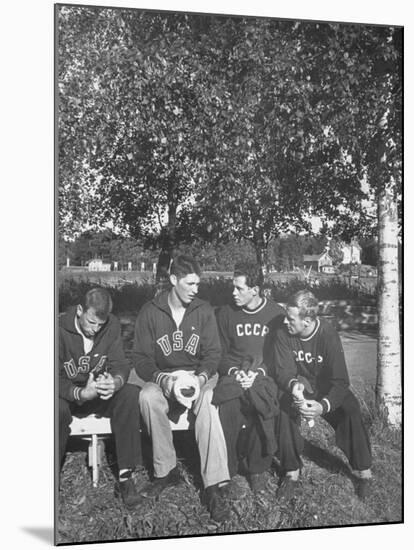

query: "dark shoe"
left=204, top=485, right=232, bottom=523
left=140, top=465, right=182, bottom=499
left=276, top=477, right=299, bottom=500
left=355, top=478, right=373, bottom=500
left=249, top=472, right=268, bottom=494
left=116, top=478, right=143, bottom=509
left=219, top=478, right=246, bottom=501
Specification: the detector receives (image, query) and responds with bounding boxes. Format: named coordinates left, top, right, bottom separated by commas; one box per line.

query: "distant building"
left=87, top=258, right=111, bottom=272
left=341, top=240, right=362, bottom=265
left=303, top=251, right=334, bottom=273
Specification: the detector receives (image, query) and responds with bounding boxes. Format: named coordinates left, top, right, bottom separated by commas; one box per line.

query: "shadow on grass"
left=303, top=440, right=351, bottom=475
left=272, top=439, right=355, bottom=481
left=301, top=439, right=365, bottom=493
left=173, top=431, right=203, bottom=490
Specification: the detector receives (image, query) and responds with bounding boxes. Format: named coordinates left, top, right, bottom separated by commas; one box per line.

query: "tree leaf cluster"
left=58, top=7, right=402, bottom=268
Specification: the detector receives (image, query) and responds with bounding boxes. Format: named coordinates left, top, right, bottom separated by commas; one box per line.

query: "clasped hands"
left=81, top=372, right=117, bottom=401
left=234, top=369, right=258, bottom=390
left=291, top=381, right=323, bottom=419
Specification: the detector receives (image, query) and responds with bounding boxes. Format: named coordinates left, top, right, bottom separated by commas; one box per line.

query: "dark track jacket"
left=132, top=292, right=221, bottom=384
left=272, top=318, right=350, bottom=413
left=59, top=307, right=130, bottom=403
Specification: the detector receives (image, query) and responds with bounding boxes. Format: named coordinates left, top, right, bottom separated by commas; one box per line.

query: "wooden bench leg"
left=90, top=434, right=99, bottom=488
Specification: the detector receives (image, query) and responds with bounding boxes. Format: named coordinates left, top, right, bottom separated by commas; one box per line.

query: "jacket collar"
left=152, top=291, right=203, bottom=316
left=59, top=306, right=79, bottom=334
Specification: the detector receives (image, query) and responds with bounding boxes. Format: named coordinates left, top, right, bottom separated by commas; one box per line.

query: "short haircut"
left=79, top=288, right=113, bottom=319
left=287, top=290, right=319, bottom=320
left=233, top=261, right=264, bottom=289
left=170, top=255, right=201, bottom=280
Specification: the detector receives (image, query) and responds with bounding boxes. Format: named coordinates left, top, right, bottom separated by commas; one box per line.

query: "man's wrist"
left=197, top=372, right=208, bottom=386
left=78, top=387, right=89, bottom=402
left=113, top=375, right=123, bottom=392
left=73, top=386, right=85, bottom=403
left=156, top=372, right=169, bottom=388
left=318, top=398, right=330, bottom=415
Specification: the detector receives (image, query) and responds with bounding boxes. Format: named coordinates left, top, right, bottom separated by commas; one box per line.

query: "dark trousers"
left=59, top=383, right=142, bottom=471
left=277, top=390, right=372, bottom=472
left=219, top=397, right=273, bottom=478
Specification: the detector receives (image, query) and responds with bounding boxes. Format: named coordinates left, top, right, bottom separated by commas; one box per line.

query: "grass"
left=57, top=390, right=402, bottom=545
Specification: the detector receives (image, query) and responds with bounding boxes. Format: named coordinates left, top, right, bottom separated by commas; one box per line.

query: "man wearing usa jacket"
left=272, top=290, right=372, bottom=500
left=59, top=288, right=142, bottom=508
left=132, top=255, right=231, bottom=522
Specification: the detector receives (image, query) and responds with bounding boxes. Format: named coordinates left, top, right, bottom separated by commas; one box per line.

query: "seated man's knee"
left=118, top=383, right=140, bottom=403
left=195, top=385, right=213, bottom=408
left=340, top=391, right=362, bottom=417
left=140, top=383, right=164, bottom=409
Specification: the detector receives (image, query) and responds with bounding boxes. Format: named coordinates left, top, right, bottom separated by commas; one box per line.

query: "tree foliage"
left=58, top=7, right=401, bottom=261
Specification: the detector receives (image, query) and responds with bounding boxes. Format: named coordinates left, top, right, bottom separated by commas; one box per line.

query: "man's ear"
left=252, top=285, right=260, bottom=296
left=170, top=274, right=177, bottom=287
left=76, top=304, right=83, bottom=317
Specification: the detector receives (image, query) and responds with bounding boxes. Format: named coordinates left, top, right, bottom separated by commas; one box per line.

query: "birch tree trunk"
left=376, top=182, right=401, bottom=426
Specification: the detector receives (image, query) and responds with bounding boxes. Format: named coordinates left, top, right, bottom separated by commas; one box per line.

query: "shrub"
left=58, top=276, right=375, bottom=314
left=58, top=279, right=156, bottom=315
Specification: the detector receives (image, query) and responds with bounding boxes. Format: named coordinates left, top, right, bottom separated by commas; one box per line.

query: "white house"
left=341, top=240, right=362, bottom=264
left=303, top=251, right=334, bottom=273
left=87, top=258, right=111, bottom=272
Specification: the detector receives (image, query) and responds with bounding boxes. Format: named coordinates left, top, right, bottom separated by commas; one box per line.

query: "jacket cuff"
left=113, top=375, right=124, bottom=391
left=197, top=372, right=209, bottom=385
left=155, top=372, right=169, bottom=387
left=319, top=397, right=331, bottom=414
left=257, top=367, right=266, bottom=376
left=228, top=366, right=239, bottom=376
left=288, top=378, right=299, bottom=392
left=73, top=386, right=84, bottom=403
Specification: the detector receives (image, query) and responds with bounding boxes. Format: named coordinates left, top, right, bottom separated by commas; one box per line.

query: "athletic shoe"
left=203, top=484, right=232, bottom=522
left=140, top=465, right=182, bottom=499
left=355, top=478, right=373, bottom=500
left=116, top=478, right=144, bottom=509
left=249, top=473, right=268, bottom=494
left=276, top=477, right=299, bottom=500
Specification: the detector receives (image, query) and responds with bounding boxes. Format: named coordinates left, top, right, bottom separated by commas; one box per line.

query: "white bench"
left=69, top=410, right=195, bottom=487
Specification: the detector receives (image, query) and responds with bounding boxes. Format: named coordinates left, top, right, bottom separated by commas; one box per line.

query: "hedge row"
left=58, top=277, right=376, bottom=314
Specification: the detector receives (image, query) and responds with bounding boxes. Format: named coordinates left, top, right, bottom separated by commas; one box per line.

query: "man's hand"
left=291, top=381, right=305, bottom=404
left=160, top=374, right=176, bottom=398
left=80, top=373, right=99, bottom=401
left=235, top=369, right=258, bottom=390
left=296, top=399, right=323, bottom=419
left=241, top=370, right=259, bottom=389
left=96, top=372, right=118, bottom=400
